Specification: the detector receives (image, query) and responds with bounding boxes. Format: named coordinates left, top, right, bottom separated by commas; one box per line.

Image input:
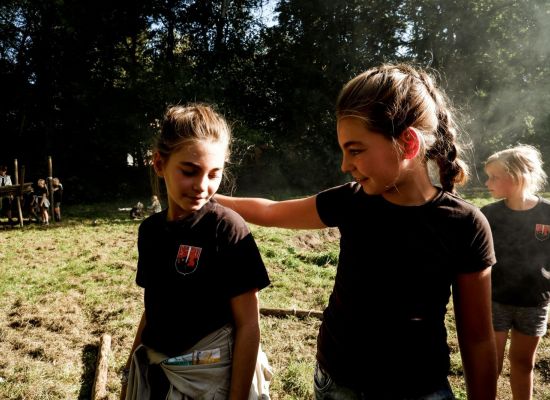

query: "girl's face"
left=485, top=162, right=518, bottom=199
left=154, top=140, right=226, bottom=221
left=337, top=117, right=402, bottom=195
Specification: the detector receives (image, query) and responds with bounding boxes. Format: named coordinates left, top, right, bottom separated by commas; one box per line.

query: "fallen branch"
left=92, top=334, right=111, bottom=400
left=260, top=307, right=323, bottom=320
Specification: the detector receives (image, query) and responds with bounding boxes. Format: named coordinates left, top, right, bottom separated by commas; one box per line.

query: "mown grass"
left=1, top=194, right=550, bottom=399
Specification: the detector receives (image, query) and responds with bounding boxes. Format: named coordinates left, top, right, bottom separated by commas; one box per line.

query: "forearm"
left=215, top=194, right=325, bottom=229
left=125, top=312, right=146, bottom=369
left=460, top=338, right=497, bottom=399
left=229, top=322, right=260, bottom=400
left=120, top=312, right=145, bottom=399
left=215, top=195, right=279, bottom=226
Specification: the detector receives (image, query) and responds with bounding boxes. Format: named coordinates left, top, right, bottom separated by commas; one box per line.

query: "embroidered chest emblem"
left=175, top=244, right=202, bottom=275
left=535, top=224, right=550, bottom=241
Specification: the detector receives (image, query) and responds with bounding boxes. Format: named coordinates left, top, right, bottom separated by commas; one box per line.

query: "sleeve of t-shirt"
left=315, top=183, right=356, bottom=227
left=460, top=208, right=496, bottom=273
left=217, top=208, right=270, bottom=298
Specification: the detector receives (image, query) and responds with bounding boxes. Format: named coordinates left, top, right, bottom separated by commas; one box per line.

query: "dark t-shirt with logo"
left=315, top=182, right=495, bottom=396
left=482, top=197, right=550, bottom=307
left=136, top=200, right=270, bottom=356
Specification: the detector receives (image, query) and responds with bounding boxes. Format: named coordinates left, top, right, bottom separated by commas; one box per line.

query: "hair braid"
left=420, top=72, right=468, bottom=192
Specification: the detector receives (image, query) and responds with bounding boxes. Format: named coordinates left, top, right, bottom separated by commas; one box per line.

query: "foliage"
left=1, top=1, right=549, bottom=199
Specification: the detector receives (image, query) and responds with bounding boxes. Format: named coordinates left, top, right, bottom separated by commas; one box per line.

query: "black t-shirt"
left=53, top=185, right=63, bottom=203
left=315, top=182, right=495, bottom=396
left=482, top=198, right=550, bottom=306
left=136, top=200, right=270, bottom=356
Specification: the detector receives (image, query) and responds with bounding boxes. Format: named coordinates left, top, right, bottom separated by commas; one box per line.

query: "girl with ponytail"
left=217, top=64, right=497, bottom=399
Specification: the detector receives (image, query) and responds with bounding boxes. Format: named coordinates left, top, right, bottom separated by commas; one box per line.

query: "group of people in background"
left=0, top=167, right=63, bottom=225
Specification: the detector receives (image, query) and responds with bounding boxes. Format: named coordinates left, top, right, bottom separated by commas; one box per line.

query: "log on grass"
left=260, top=307, right=323, bottom=320
left=92, top=334, right=111, bottom=400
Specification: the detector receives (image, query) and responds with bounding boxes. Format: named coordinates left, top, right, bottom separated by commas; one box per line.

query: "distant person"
left=481, top=145, right=550, bottom=400
left=0, top=165, right=14, bottom=222
left=52, top=177, right=63, bottom=222
left=121, top=104, right=270, bottom=399
left=216, top=64, right=498, bottom=399
left=35, top=178, right=49, bottom=225
left=129, top=201, right=144, bottom=219
left=147, top=195, right=162, bottom=214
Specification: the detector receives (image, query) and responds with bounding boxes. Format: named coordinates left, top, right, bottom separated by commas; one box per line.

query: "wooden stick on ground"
left=260, top=307, right=323, bottom=320
left=92, top=334, right=112, bottom=400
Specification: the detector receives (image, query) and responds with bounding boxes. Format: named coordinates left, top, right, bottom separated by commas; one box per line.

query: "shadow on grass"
left=78, top=343, right=98, bottom=400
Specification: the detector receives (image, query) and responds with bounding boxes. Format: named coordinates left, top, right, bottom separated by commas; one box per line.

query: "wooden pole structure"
left=13, top=159, right=23, bottom=228
left=47, top=156, right=54, bottom=223
left=92, top=333, right=111, bottom=400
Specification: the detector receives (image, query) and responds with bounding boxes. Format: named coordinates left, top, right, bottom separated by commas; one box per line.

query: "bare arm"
left=453, top=267, right=497, bottom=400
left=120, top=311, right=146, bottom=400
left=215, top=194, right=326, bottom=229
left=229, top=289, right=261, bottom=400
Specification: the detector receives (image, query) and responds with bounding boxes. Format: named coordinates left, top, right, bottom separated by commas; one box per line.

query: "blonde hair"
left=485, top=144, right=547, bottom=193
left=336, top=63, right=468, bottom=193
left=154, top=103, right=231, bottom=161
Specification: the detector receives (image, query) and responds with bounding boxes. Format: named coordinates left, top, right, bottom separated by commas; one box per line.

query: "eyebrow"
left=178, top=161, right=223, bottom=171
left=341, top=141, right=364, bottom=149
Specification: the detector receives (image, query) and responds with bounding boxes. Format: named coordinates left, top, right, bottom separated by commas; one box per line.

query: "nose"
left=341, top=153, right=352, bottom=173
left=193, top=174, right=209, bottom=193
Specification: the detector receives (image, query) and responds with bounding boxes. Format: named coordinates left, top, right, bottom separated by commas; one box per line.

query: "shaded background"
left=1, top=0, right=549, bottom=202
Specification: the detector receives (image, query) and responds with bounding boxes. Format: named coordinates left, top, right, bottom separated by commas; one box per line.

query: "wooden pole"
left=47, top=156, right=54, bottom=223
left=260, top=307, right=323, bottom=320
left=92, top=334, right=111, bottom=400
left=13, top=159, right=23, bottom=228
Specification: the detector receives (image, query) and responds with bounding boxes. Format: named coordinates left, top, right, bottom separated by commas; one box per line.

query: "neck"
left=504, top=193, right=538, bottom=211
left=382, top=170, right=439, bottom=206
left=381, top=161, right=441, bottom=206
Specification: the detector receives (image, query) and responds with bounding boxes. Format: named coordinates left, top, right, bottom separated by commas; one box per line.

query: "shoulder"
left=439, top=191, right=480, bottom=215
left=438, top=192, right=491, bottom=228
left=318, top=182, right=362, bottom=197
left=317, top=182, right=365, bottom=208
left=208, top=200, right=251, bottom=237
left=138, top=210, right=166, bottom=234
left=480, top=199, right=504, bottom=213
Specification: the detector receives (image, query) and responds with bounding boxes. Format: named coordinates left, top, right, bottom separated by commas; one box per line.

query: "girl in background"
left=482, top=145, right=550, bottom=400
left=52, top=177, right=63, bottom=222
left=35, top=178, right=49, bottom=225
left=217, top=64, right=497, bottom=399
left=121, top=104, right=270, bottom=399
left=147, top=194, right=162, bottom=214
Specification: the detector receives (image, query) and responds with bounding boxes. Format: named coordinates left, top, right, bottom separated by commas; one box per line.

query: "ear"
left=152, top=152, right=165, bottom=177
left=399, top=128, right=420, bottom=160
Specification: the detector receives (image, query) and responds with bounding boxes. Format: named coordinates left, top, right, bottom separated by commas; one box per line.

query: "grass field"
left=1, top=195, right=550, bottom=399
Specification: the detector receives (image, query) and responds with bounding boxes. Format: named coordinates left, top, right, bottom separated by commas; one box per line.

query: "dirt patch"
left=292, top=228, right=340, bottom=251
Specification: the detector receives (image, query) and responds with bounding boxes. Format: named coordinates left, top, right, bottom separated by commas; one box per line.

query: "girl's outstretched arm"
left=453, top=267, right=497, bottom=400
left=215, top=194, right=326, bottom=229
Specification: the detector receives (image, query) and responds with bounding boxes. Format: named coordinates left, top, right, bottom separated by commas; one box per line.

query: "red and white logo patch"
left=175, top=244, right=202, bottom=275
left=535, top=224, right=550, bottom=241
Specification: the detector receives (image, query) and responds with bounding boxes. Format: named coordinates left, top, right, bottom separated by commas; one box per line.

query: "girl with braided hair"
left=216, top=64, right=497, bottom=399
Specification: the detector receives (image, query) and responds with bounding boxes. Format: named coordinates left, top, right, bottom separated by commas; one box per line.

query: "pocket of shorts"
left=313, top=362, right=333, bottom=392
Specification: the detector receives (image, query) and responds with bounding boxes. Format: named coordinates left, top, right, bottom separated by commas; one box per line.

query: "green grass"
left=1, top=195, right=550, bottom=399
